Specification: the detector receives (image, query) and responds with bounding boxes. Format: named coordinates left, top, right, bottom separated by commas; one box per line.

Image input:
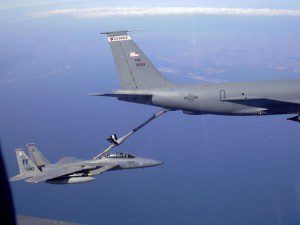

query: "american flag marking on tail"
left=130, top=51, right=139, bottom=57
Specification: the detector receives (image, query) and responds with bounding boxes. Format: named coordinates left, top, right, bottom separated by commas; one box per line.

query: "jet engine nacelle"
left=46, top=176, right=96, bottom=184
left=287, top=115, right=300, bottom=123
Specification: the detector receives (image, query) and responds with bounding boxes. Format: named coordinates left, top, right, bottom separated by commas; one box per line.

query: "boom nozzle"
left=107, top=134, right=119, bottom=145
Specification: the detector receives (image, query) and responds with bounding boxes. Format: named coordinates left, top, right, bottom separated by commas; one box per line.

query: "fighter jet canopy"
left=106, top=153, right=135, bottom=159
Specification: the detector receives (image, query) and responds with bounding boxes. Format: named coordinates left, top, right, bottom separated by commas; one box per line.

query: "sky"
left=1, top=1, right=300, bottom=225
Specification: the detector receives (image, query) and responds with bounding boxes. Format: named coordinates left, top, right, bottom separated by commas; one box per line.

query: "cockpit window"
left=106, top=153, right=136, bottom=159
left=127, top=154, right=135, bottom=158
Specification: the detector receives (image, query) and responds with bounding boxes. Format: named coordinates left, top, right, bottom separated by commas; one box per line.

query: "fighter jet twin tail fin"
left=10, top=149, right=40, bottom=182
left=10, top=144, right=51, bottom=182
left=27, top=143, right=51, bottom=169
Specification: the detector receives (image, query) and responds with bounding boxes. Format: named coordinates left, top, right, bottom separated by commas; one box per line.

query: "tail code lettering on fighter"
left=15, top=149, right=40, bottom=175
left=101, top=30, right=175, bottom=90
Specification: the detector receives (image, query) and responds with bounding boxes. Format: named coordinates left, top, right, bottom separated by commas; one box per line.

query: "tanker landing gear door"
left=220, top=90, right=226, bottom=100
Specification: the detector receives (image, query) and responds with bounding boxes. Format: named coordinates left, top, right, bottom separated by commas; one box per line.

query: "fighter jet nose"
left=157, top=161, right=163, bottom=165
left=139, top=158, right=163, bottom=168
left=152, top=160, right=163, bottom=166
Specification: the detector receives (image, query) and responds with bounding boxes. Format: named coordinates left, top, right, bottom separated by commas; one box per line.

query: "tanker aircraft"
left=90, top=30, right=300, bottom=123
left=10, top=144, right=162, bottom=184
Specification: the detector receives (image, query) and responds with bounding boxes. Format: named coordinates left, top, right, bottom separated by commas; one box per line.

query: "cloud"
left=0, top=66, right=71, bottom=86
left=27, top=7, right=300, bottom=19
left=159, top=67, right=227, bottom=83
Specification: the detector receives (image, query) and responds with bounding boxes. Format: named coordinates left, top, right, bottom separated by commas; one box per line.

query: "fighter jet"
left=90, top=30, right=300, bottom=122
left=10, top=144, right=162, bottom=184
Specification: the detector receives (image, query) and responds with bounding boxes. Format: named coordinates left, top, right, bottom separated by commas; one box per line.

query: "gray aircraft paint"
left=94, top=31, right=300, bottom=120
left=10, top=149, right=40, bottom=181
left=27, top=143, right=50, bottom=168
left=10, top=146, right=162, bottom=184
left=10, top=108, right=166, bottom=184
left=102, top=30, right=174, bottom=89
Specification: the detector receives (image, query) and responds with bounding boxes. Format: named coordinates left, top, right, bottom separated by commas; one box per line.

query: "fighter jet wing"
left=10, top=173, right=33, bottom=182
left=89, top=164, right=118, bottom=175
left=26, top=164, right=95, bottom=183
left=222, top=97, right=300, bottom=113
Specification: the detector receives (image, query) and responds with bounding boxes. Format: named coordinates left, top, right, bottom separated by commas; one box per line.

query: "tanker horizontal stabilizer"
left=88, top=92, right=153, bottom=104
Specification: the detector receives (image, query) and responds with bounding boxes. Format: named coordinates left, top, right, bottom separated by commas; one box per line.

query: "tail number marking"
left=136, top=63, right=145, bottom=67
